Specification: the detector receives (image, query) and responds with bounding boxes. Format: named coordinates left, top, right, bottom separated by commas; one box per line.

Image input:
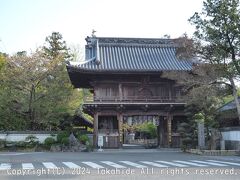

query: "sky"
left=0, top=0, right=204, bottom=55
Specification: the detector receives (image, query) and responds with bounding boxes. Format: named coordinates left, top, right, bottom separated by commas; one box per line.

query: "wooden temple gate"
left=67, top=36, right=193, bottom=149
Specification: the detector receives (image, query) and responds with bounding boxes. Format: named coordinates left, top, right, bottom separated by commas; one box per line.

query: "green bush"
left=61, top=137, right=69, bottom=146
left=25, top=135, right=39, bottom=147
left=138, top=122, right=157, bottom=139
left=177, top=122, right=196, bottom=150
left=146, top=123, right=157, bottom=138
left=57, top=131, right=69, bottom=143
left=44, top=137, right=56, bottom=148
left=78, top=134, right=89, bottom=145
left=16, top=141, right=27, bottom=147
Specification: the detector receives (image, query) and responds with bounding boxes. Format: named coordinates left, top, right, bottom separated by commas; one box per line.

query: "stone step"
left=122, top=144, right=145, bottom=149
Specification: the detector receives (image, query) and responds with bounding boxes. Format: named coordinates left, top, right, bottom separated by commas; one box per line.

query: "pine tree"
left=189, top=0, right=240, bottom=124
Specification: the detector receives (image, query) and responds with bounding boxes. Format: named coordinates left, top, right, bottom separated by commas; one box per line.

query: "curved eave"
left=67, top=64, right=192, bottom=74
left=67, top=65, right=192, bottom=88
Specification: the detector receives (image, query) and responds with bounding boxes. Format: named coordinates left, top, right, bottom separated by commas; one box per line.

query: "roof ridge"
left=99, top=43, right=179, bottom=48
left=86, top=36, right=176, bottom=45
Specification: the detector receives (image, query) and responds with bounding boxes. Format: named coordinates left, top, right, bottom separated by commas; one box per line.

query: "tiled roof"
left=218, top=98, right=240, bottom=112
left=67, top=37, right=193, bottom=72
left=73, top=115, right=93, bottom=128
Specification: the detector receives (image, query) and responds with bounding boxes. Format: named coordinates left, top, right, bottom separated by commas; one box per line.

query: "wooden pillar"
left=119, top=83, right=122, bottom=101
left=169, top=84, right=172, bottom=101
left=158, top=116, right=164, bottom=147
left=167, top=114, right=173, bottom=147
left=118, top=113, right=123, bottom=148
left=93, top=112, right=99, bottom=148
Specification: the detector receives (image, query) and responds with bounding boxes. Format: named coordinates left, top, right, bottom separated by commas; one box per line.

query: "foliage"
left=177, top=110, right=198, bottom=150
left=136, top=122, right=157, bottom=139
left=44, top=137, right=56, bottom=149
left=163, top=64, right=220, bottom=132
left=0, top=51, right=69, bottom=130
left=221, top=88, right=240, bottom=105
left=189, top=0, right=240, bottom=124
left=0, top=53, right=6, bottom=71
left=166, top=0, right=240, bottom=135
left=25, top=135, right=39, bottom=147
left=0, top=32, right=83, bottom=131
left=78, top=134, right=89, bottom=145
left=56, top=131, right=70, bottom=143
left=194, top=113, right=204, bottom=123
left=43, top=32, right=72, bottom=60
left=15, top=141, right=27, bottom=148
left=61, top=137, right=69, bottom=146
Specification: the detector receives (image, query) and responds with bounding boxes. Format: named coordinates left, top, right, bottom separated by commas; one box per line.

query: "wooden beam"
left=93, top=112, right=99, bottom=148
left=119, top=83, right=123, bottom=101
left=159, top=116, right=165, bottom=147
left=167, top=114, right=173, bottom=147
left=118, top=113, right=123, bottom=148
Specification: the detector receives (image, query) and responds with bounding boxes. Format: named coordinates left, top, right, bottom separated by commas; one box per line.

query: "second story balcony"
left=84, top=95, right=186, bottom=104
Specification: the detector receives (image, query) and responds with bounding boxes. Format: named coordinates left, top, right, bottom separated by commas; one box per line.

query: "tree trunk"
left=229, top=77, right=240, bottom=125
left=29, top=84, right=36, bottom=130
left=32, top=85, right=36, bottom=129
left=29, top=86, right=33, bottom=129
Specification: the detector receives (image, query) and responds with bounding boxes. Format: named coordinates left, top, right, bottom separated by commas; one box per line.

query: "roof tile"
left=68, top=37, right=193, bottom=72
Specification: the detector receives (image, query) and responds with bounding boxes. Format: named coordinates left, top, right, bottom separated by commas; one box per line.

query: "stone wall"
left=186, top=149, right=239, bottom=156
left=0, top=131, right=93, bottom=144
left=0, top=131, right=57, bottom=143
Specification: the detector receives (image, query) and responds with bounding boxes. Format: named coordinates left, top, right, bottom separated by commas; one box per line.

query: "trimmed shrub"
left=57, top=131, right=69, bottom=143
left=61, top=137, right=69, bottom=146
left=78, top=134, right=89, bottom=145
left=16, top=141, right=27, bottom=148
left=44, top=137, right=56, bottom=149
left=25, top=135, right=39, bottom=147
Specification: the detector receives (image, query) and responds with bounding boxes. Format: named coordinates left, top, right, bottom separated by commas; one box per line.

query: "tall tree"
left=0, top=52, right=29, bottom=130
left=0, top=52, right=6, bottom=71
left=189, top=0, right=240, bottom=124
left=2, top=51, right=62, bottom=129
left=0, top=32, right=81, bottom=131
left=43, top=32, right=72, bottom=60
left=0, top=50, right=82, bottom=131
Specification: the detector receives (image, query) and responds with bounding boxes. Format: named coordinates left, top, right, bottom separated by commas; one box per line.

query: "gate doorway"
left=122, top=115, right=159, bottom=148
left=98, top=116, right=119, bottom=148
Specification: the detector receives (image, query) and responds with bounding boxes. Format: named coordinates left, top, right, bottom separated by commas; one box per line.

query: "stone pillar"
left=220, top=140, right=225, bottom=150
left=167, top=114, right=173, bottom=147
left=118, top=113, right=123, bottom=148
left=197, top=122, right=205, bottom=149
left=93, top=112, right=99, bottom=148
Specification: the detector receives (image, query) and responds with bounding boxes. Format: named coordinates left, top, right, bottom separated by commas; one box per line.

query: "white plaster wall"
left=0, top=133, right=57, bottom=143
left=0, top=134, right=7, bottom=140
left=221, top=131, right=240, bottom=141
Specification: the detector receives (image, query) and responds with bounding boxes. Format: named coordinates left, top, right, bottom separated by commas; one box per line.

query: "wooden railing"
left=84, top=95, right=185, bottom=103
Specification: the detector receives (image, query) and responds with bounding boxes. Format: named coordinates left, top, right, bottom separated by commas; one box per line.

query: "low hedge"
left=44, top=137, right=56, bottom=149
